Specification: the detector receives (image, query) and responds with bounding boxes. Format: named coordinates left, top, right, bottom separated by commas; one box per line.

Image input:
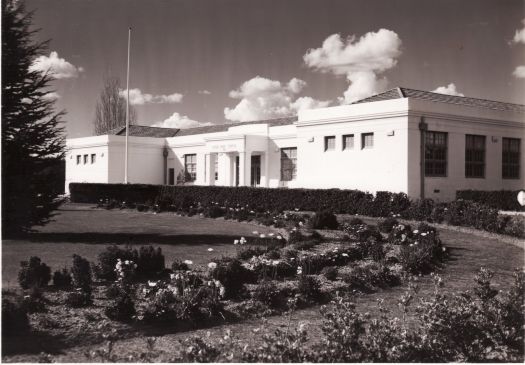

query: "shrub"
left=287, top=230, right=305, bottom=245
left=171, top=259, right=189, bottom=271
left=387, top=223, right=413, bottom=245
left=399, top=230, right=445, bottom=274
left=347, top=217, right=364, bottom=226
left=105, top=294, right=136, bottom=322
left=456, top=189, right=524, bottom=212
left=297, top=275, right=322, bottom=302
left=136, top=246, right=165, bottom=278
left=252, top=280, right=285, bottom=308
left=378, top=217, right=399, bottom=233
left=321, top=266, right=338, bottom=281
left=52, top=268, right=72, bottom=289
left=501, top=215, right=525, bottom=238
left=72, top=254, right=92, bottom=292
left=2, top=296, right=29, bottom=334
left=94, top=245, right=137, bottom=281
left=343, top=262, right=399, bottom=292
left=236, top=246, right=267, bottom=260
left=310, top=210, right=338, bottom=230
left=205, top=205, right=225, bottom=218
left=210, top=259, right=255, bottom=298
left=22, top=287, right=47, bottom=313
left=18, top=256, right=51, bottom=289
left=65, top=290, right=92, bottom=307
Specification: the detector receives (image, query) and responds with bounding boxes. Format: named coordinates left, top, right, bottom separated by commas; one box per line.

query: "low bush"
left=94, top=245, right=137, bottom=281
left=65, top=290, right=93, bottom=308
left=171, top=259, right=190, bottom=271
left=52, top=268, right=72, bottom=289
left=204, top=205, right=225, bottom=218
left=321, top=266, right=338, bottom=281
left=378, top=217, right=399, bottom=233
left=72, top=254, right=92, bottom=292
left=22, top=287, right=47, bottom=313
left=387, top=223, right=413, bottom=245
left=457, top=189, right=524, bottom=212
left=399, top=229, right=445, bottom=274
left=105, top=294, right=136, bottom=322
left=18, top=256, right=51, bottom=289
left=2, top=296, right=30, bottom=335
left=252, top=280, right=289, bottom=308
left=310, top=210, right=338, bottom=230
left=236, top=246, right=268, bottom=260
left=347, top=217, right=364, bottom=226
left=342, top=261, right=400, bottom=292
left=297, top=275, right=322, bottom=302
left=210, top=259, right=255, bottom=299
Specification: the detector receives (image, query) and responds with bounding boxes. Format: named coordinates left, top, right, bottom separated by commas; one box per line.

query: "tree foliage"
left=2, top=0, right=65, bottom=236
left=93, top=76, right=137, bottom=135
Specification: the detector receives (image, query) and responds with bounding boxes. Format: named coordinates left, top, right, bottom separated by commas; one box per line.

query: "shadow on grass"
left=2, top=330, right=66, bottom=356
left=21, top=232, right=242, bottom=245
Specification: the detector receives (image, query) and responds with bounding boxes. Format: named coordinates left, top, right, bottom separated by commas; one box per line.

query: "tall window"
left=465, top=134, right=486, bottom=178
left=91, top=154, right=96, bottom=164
left=425, top=131, right=447, bottom=177
left=280, top=147, right=297, bottom=181
left=502, top=137, right=520, bottom=179
left=184, top=154, right=197, bottom=181
left=343, top=134, right=354, bottom=150
left=83, top=154, right=88, bottom=164
left=324, top=136, right=335, bottom=151
left=361, top=133, right=374, bottom=149
left=76, top=155, right=81, bottom=165
left=214, top=156, right=219, bottom=181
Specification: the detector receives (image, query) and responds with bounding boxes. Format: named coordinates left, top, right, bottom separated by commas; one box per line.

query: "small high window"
left=342, top=134, right=354, bottom=150
left=361, top=133, right=374, bottom=149
left=280, top=147, right=297, bottom=181
left=91, top=154, right=96, bottom=164
left=184, top=154, right=197, bottom=181
left=83, top=154, right=88, bottom=164
left=76, top=155, right=81, bottom=165
left=425, top=131, right=447, bottom=177
left=324, top=136, right=335, bottom=151
left=502, top=137, right=520, bottom=179
left=465, top=134, right=486, bottom=178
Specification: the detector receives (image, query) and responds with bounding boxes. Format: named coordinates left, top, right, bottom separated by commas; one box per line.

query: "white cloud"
left=29, top=51, right=83, bottom=79
left=42, top=92, right=60, bottom=101
left=152, top=112, right=212, bottom=129
left=224, top=76, right=330, bottom=122
left=513, top=66, right=525, bottom=78
left=303, top=29, right=402, bottom=104
left=198, top=90, right=211, bottom=95
left=432, top=83, right=464, bottom=96
left=512, top=19, right=525, bottom=44
left=119, top=88, right=183, bottom=105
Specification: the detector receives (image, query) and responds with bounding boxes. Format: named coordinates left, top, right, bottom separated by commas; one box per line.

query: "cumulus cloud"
left=119, top=88, right=183, bottom=105
left=29, top=51, right=83, bottom=79
left=513, top=66, right=525, bottom=78
left=198, top=90, right=212, bottom=95
left=303, top=29, right=402, bottom=104
left=512, top=19, right=525, bottom=44
left=152, top=112, right=212, bottom=129
left=224, top=76, right=330, bottom=122
left=432, top=83, right=465, bottom=96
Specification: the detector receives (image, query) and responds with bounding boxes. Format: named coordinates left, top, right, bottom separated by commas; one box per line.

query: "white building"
left=65, top=87, right=524, bottom=201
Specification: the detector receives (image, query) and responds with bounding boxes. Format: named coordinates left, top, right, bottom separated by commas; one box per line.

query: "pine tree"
left=2, top=0, right=66, bottom=236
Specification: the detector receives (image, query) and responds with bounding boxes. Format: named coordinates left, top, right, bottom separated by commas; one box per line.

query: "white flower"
left=124, top=260, right=130, bottom=265
left=260, top=234, right=266, bottom=238
left=208, top=248, right=214, bottom=252
left=421, top=233, right=427, bottom=237
left=252, top=231, right=259, bottom=235
left=170, top=273, right=176, bottom=280
left=297, top=266, right=303, bottom=275
left=219, top=286, right=226, bottom=297
left=442, top=247, right=446, bottom=252
left=414, top=241, right=419, bottom=245
left=148, top=281, right=157, bottom=287
left=342, top=253, right=349, bottom=257
left=413, top=230, right=419, bottom=234
left=268, top=233, right=274, bottom=237
left=299, top=221, right=304, bottom=226
left=295, top=208, right=299, bottom=211
left=234, top=239, right=239, bottom=245
left=208, top=262, right=217, bottom=269
left=272, top=260, right=280, bottom=266
left=276, top=235, right=282, bottom=240
left=409, top=244, right=414, bottom=247
left=184, top=260, right=193, bottom=265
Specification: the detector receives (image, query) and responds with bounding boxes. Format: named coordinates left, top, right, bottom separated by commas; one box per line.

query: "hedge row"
left=456, top=190, right=524, bottom=212
left=69, top=183, right=524, bottom=238
left=70, top=183, right=411, bottom=217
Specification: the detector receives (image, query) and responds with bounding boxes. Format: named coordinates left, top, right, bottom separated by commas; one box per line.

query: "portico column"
left=263, top=152, right=269, bottom=187
left=204, top=153, right=213, bottom=186
left=238, top=152, right=246, bottom=186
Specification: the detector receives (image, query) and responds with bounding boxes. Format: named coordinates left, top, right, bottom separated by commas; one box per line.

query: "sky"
left=25, top=0, right=525, bottom=138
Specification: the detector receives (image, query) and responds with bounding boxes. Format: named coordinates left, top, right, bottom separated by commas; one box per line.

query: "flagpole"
left=124, top=27, right=131, bottom=184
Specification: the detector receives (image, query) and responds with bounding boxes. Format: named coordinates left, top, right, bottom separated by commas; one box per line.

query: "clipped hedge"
left=456, top=190, right=524, bottom=212
left=69, top=183, right=409, bottom=216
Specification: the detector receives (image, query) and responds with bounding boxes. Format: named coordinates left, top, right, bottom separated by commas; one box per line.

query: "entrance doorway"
left=251, top=155, right=261, bottom=187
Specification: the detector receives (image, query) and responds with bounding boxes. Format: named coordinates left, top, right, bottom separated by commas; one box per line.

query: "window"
left=425, top=131, right=447, bottom=177
left=214, top=156, right=219, bottom=181
left=76, top=155, right=81, bottom=165
left=91, top=154, right=96, bottom=164
left=83, top=154, right=88, bottom=164
left=184, top=154, right=197, bottom=181
left=361, top=133, right=374, bottom=149
left=502, top=137, right=520, bottom=179
left=343, top=134, right=354, bottom=150
left=280, top=147, right=297, bottom=181
left=324, top=136, right=335, bottom=151
left=465, top=134, right=486, bottom=178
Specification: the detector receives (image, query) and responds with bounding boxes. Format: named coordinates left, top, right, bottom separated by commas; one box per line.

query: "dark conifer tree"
left=2, top=0, right=66, bottom=236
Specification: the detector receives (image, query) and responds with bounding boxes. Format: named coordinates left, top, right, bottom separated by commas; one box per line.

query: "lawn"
left=2, top=204, right=523, bottom=362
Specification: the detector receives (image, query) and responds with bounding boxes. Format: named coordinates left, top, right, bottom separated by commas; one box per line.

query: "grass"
left=2, top=204, right=523, bottom=362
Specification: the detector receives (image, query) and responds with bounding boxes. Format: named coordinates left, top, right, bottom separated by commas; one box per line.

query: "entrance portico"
left=204, top=134, right=269, bottom=187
